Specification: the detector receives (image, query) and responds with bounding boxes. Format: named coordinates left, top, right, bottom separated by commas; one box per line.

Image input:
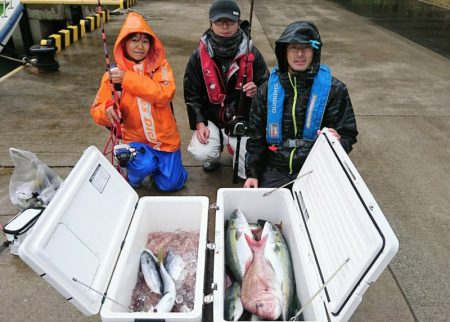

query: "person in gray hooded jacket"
left=244, top=21, right=358, bottom=188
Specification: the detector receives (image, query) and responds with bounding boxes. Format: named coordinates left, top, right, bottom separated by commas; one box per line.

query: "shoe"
left=203, top=161, right=220, bottom=172
left=145, top=176, right=155, bottom=190
left=141, top=175, right=151, bottom=185
left=129, top=181, right=141, bottom=188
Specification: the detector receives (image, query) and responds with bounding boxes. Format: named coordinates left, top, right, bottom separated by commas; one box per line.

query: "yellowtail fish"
left=225, top=209, right=254, bottom=283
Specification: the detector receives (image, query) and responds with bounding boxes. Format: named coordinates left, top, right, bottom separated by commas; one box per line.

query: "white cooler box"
left=18, top=146, right=209, bottom=322
left=17, top=129, right=399, bottom=322
left=212, top=131, right=399, bottom=321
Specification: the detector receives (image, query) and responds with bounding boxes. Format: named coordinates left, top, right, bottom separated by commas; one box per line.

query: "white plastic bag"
left=9, top=148, right=63, bottom=209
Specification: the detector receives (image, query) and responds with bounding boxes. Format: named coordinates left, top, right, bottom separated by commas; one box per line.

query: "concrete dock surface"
left=0, top=0, right=449, bottom=321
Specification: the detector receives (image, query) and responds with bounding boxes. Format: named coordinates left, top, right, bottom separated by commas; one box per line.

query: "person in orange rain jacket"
left=90, top=12, right=188, bottom=191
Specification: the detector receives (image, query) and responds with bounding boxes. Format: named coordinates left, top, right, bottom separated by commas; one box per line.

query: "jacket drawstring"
left=288, top=73, right=298, bottom=174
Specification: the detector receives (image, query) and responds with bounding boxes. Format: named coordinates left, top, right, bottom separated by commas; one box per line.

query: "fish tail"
left=157, top=249, right=165, bottom=264
left=245, top=233, right=268, bottom=252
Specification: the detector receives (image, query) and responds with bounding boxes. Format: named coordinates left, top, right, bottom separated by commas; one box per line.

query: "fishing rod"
left=96, top=0, right=123, bottom=169
left=72, top=277, right=132, bottom=312
left=232, top=0, right=255, bottom=184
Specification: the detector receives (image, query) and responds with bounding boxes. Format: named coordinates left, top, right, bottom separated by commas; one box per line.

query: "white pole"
left=290, top=258, right=350, bottom=321
left=262, top=170, right=314, bottom=197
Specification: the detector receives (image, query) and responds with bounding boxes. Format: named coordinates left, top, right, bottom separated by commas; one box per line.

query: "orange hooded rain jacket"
left=90, top=12, right=180, bottom=152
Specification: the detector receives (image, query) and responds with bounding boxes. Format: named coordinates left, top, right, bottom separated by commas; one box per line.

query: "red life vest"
left=199, top=40, right=254, bottom=106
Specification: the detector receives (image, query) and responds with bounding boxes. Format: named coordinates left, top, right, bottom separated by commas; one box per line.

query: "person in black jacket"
left=183, top=0, right=269, bottom=179
left=244, top=21, right=358, bottom=188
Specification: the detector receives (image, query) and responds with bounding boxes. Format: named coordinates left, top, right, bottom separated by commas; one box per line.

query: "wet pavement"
left=329, top=0, right=450, bottom=58
left=2, top=0, right=449, bottom=76
left=0, top=0, right=449, bottom=321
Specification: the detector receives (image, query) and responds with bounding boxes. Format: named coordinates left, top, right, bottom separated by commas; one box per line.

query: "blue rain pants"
left=127, top=142, right=188, bottom=191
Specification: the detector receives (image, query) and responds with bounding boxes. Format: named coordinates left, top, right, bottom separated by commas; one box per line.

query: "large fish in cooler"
left=262, top=220, right=295, bottom=320
left=240, top=234, right=283, bottom=320
left=225, top=209, right=253, bottom=283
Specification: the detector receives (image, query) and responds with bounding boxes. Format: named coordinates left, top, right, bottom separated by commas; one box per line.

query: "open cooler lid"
left=292, top=129, right=399, bottom=321
left=18, top=146, right=139, bottom=316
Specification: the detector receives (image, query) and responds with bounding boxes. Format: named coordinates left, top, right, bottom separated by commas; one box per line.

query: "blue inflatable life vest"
left=266, top=65, right=331, bottom=145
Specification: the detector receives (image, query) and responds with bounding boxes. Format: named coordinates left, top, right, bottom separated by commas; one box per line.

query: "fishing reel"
left=227, top=117, right=247, bottom=137
left=113, top=144, right=145, bottom=168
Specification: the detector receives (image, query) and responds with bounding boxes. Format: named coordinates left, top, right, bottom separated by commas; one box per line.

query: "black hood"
left=275, top=21, right=322, bottom=77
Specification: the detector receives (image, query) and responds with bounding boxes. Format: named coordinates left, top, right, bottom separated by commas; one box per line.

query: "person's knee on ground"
left=188, top=122, right=222, bottom=170
left=152, top=148, right=189, bottom=191
left=153, top=169, right=188, bottom=191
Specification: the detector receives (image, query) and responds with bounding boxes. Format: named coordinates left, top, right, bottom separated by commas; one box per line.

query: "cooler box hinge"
left=204, top=282, right=217, bottom=304
left=203, top=293, right=214, bottom=304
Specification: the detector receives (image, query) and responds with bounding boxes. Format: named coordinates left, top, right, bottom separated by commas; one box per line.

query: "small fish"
left=164, top=249, right=185, bottom=282
left=224, top=282, right=244, bottom=321
left=140, top=249, right=163, bottom=295
left=152, top=255, right=176, bottom=313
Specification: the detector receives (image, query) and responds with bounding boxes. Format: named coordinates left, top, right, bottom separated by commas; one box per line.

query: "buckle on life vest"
left=268, top=145, right=278, bottom=152
left=283, top=139, right=307, bottom=148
